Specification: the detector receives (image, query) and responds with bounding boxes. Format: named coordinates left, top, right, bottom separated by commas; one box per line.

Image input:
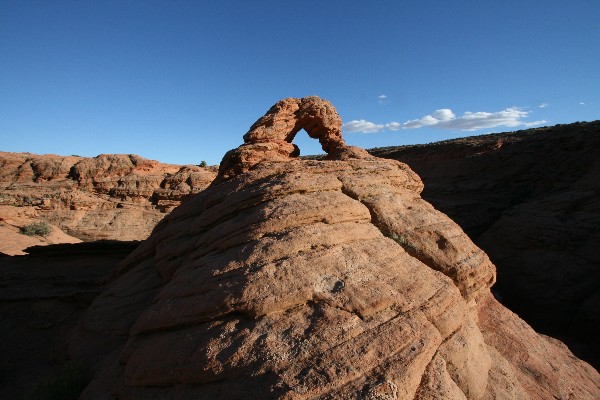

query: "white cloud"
left=378, top=95, right=387, bottom=100
left=538, top=103, right=549, bottom=108
left=403, top=107, right=546, bottom=131
left=580, top=102, right=586, bottom=105
left=385, top=122, right=402, bottom=131
left=343, top=107, right=546, bottom=134
left=402, top=109, right=456, bottom=129
left=403, top=114, right=439, bottom=129
left=342, top=119, right=385, bottom=133
left=378, top=94, right=389, bottom=104
left=431, top=109, right=455, bottom=120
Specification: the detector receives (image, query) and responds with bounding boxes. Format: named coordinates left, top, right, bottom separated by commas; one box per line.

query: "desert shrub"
left=20, top=222, right=51, bottom=236
left=199, top=160, right=208, bottom=167
left=386, top=232, right=419, bottom=253
left=24, top=360, right=89, bottom=400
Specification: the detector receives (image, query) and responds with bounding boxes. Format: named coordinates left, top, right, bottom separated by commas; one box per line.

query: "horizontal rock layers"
left=0, top=152, right=217, bottom=251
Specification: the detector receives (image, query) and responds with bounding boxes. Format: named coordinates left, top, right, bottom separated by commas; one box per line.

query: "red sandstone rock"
left=219, top=96, right=371, bottom=177
left=0, top=205, right=81, bottom=255
left=71, top=98, right=598, bottom=399
left=370, top=120, right=600, bottom=369
left=0, top=152, right=217, bottom=250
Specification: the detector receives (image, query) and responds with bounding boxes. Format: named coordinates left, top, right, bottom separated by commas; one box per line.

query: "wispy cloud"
left=342, top=107, right=547, bottom=134
left=342, top=119, right=385, bottom=133
left=404, top=108, right=456, bottom=128
left=580, top=102, right=586, bottom=105
left=538, top=103, right=549, bottom=108
left=404, top=107, right=546, bottom=131
left=378, top=94, right=389, bottom=104
left=385, top=122, right=401, bottom=131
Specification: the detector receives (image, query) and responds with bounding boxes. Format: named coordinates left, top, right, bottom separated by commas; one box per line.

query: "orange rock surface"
left=0, top=152, right=216, bottom=253
left=73, top=98, right=599, bottom=399
left=371, top=120, right=600, bottom=369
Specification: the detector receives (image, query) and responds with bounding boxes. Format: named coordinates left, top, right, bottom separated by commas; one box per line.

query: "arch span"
left=218, top=97, right=371, bottom=178
left=243, top=96, right=345, bottom=154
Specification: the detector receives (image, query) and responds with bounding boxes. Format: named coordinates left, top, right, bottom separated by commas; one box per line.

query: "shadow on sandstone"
left=370, top=120, right=600, bottom=369
left=0, top=240, right=140, bottom=399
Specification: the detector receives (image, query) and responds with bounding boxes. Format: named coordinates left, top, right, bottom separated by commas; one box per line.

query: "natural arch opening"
left=290, top=129, right=325, bottom=158
left=242, top=96, right=346, bottom=155
left=219, top=96, right=370, bottom=178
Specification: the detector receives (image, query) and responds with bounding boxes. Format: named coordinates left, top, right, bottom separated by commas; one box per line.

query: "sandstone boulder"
left=73, top=98, right=599, bottom=399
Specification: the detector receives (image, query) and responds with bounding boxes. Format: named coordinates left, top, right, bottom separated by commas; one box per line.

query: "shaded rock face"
left=0, top=241, right=138, bottom=399
left=370, top=120, right=600, bottom=369
left=74, top=99, right=598, bottom=399
left=0, top=152, right=217, bottom=249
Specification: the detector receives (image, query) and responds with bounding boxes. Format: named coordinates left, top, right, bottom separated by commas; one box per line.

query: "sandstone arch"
left=219, top=96, right=370, bottom=177
left=243, top=96, right=345, bottom=153
left=72, top=97, right=600, bottom=399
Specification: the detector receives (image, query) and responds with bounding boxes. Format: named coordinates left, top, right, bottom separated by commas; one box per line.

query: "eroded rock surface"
left=0, top=152, right=217, bottom=251
left=370, top=120, right=600, bottom=369
left=73, top=99, right=599, bottom=399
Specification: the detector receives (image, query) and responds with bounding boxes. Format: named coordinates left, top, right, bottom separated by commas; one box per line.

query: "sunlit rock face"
left=370, top=120, right=600, bottom=369
left=0, top=151, right=217, bottom=252
left=74, top=98, right=599, bottom=399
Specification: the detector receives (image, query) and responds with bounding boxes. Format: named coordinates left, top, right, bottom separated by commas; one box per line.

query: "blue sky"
left=1, top=1, right=598, bottom=165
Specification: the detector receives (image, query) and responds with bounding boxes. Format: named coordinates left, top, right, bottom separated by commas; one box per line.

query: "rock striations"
left=73, top=98, right=599, bottom=399
left=369, top=121, right=600, bottom=368
left=0, top=152, right=217, bottom=253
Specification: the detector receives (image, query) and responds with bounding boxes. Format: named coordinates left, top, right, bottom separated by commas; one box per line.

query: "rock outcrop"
left=370, top=120, right=600, bottom=369
left=0, top=152, right=217, bottom=251
left=73, top=98, right=599, bottom=399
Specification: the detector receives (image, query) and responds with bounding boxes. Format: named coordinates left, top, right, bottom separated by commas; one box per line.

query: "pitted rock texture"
left=73, top=99, right=598, bottom=399
left=0, top=152, right=216, bottom=251
left=243, top=96, right=345, bottom=151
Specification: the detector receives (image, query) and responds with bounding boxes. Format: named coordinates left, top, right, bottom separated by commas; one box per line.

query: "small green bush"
left=20, top=222, right=51, bottom=237
left=24, top=361, right=89, bottom=400
left=199, top=160, right=208, bottom=167
left=386, top=232, right=419, bottom=253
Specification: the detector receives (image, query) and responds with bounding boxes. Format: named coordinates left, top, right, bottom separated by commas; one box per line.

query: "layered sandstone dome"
left=74, top=97, right=599, bottom=399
